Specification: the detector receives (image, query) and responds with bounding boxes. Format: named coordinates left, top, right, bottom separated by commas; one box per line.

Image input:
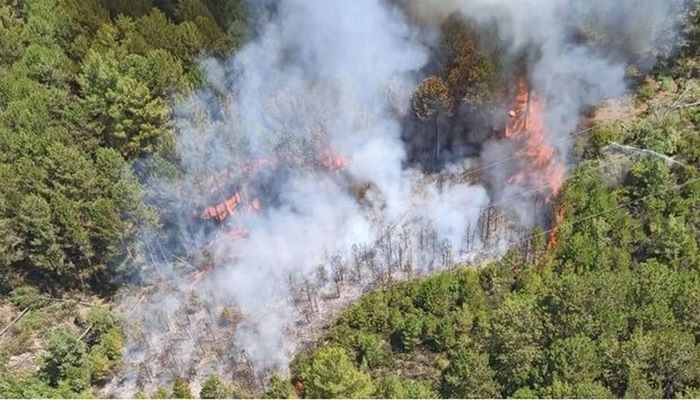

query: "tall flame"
left=505, top=77, right=564, bottom=199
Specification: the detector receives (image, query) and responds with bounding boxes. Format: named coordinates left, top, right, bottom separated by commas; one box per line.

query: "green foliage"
left=0, top=0, right=247, bottom=397
left=84, top=306, right=121, bottom=342
left=8, top=285, right=50, bottom=309
left=539, top=380, right=613, bottom=399
left=440, top=16, right=498, bottom=107
left=356, top=332, right=391, bottom=368
left=296, top=346, right=374, bottom=399
left=151, top=386, right=169, bottom=399
left=412, top=76, right=453, bottom=121
left=200, top=374, right=233, bottom=399
left=18, top=43, right=71, bottom=87
left=22, top=0, right=71, bottom=47
left=0, top=4, right=24, bottom=64
left=413, top=273, right=459, bottom=316
left=441, top=349, right=500, bottom=398
left=171, top=377, right=193, bottom=399
left=586, top=122, right=624, bottom=157
left=39, top=329, right=88, bottom=389
left=87, top=327, right=124, bottom=384
left=79, top=50, right=172, bottom=158
left=375, top=375, right=438, bottom=399
left=393, top=312, right=423, bottom=352
left=544, top=335, right=601, bottom=384
left=265, top=374, right=298, bottom=399
left=489, top=294, right=544, bottom=392
left=0, top=372, right=71, bottom=398
left=0, top=0, right=246, bottom=298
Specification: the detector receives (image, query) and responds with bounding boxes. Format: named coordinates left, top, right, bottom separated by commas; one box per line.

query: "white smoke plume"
left=403, top=0, right=682, bottom=224
left=113, top=0, right=683, bottom=393
left=118, top=0, right=492, bottom=389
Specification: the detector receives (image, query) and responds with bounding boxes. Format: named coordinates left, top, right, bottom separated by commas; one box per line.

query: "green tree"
left=8, top=285, right=50, bottom=309
left=375, top=375, right=438, bottom=399
left=545, top=335, right=601, bottom=384
left=355, top=332, right=391, bottom=369
left=102, top=0, right=153, bottom=18
left=0, top=4, right=24, bottom=64
left=265, top=374, right=297, bottom=399
left=0, top=373, right=66, bottom=398
left=84, top=306, right=121, bottom=343
left=624, top=363, right=661, bottom=399
left=79, top=50, right=172, bottom=158
left=646, top=216, right=699, bottom=270
left=200, top=374, right=232, bottom=399
left=151, top=386, right=169, bottom=399
left=644, top=330, right=700, bottom=398
left=413, top=273, right=458, bottom=317
left=299, top=346, right=374, bottom=398
left=121, top=49, right=190, bottom=96
left=105, top=76, right=170, bottom=157
left=393, top=312, right=423, bottom=352
left=441, top=348, right=500, bottom=398
left=171, top=376, right=192, bottom=399
left=39, top=329, right=87, bottom=388
left=440, top=16, right=497, bottom=107
left=488, top=295, right=544, bottom=393
left=540, top=380, right=613, bottom=398
left=58, top=0, right=109, bottom=60
left=17, top=44, right=71, bottom=87
left=16, top=194, right=66, bottom=279
left=412, top=75, right=453, bottom=161
left=21, top=0, right=71, bottom=47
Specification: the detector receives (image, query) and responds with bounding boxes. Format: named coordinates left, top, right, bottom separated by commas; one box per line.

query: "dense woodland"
left=0, top=0, right=698, bottom=398
left=0, top=0, right=245, bottom=296
left=0, top=0, right=244, bottom=397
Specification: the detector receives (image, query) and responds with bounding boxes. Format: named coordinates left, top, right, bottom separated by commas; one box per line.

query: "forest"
left=0, top=0, right=245, bottom=397
left=0, top=0, right=698, bottom=398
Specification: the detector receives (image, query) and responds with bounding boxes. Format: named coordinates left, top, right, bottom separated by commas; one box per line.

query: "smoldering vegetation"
left=108, top=0, right=684, bottom=395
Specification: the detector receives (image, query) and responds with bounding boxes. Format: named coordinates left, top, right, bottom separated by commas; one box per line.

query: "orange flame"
left=506, top=77, right=564, bottom=199
left=200, top=148, right=347, bottom=223
left=547, top=203, right=565, bottom=249
left=319, top=148, right=350, bottom=171
left=192, top=147, right=349, bottom=285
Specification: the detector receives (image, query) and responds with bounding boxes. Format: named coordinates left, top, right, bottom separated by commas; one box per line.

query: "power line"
left=449, top=153, right=635, bottom=211
left=484, top=158, right=615, bottom=209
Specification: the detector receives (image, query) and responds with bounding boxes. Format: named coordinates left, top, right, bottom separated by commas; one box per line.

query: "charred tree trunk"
left=434, top=113, right=440, bottom=163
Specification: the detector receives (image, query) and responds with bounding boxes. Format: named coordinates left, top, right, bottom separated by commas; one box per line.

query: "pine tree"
left=200, top=374, right=232, bottom=399
left=171, top=377, right=192, bottom=399
left=300, top=346, right=374, bottom=398
left=442, top=349, right=500, bottom=398
left=412, top=76, right=453, bottom=161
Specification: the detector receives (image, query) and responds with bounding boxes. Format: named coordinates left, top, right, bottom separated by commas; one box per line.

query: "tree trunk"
left=434, top=113, right=440, bottom=162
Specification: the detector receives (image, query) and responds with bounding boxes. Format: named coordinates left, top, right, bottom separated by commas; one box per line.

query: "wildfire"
left=319, top=148, right=350, bottom=171
left=547, top=203, right=565, bottom=249
left=200, top=148, right=347, bottom=223
left=201, top=191, right=262, bottom=222
left=505, top=77, right=564, bottom=199
left=191, top=147, right=349, bottom=285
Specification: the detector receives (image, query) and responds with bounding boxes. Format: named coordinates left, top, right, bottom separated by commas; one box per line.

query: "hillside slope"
left=284, top=38, right=700, bottom=400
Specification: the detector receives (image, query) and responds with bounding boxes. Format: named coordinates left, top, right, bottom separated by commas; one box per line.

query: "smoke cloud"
left=114, top=0, right=683, bottom=393
left=403, top=0, right=682, bottom=223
